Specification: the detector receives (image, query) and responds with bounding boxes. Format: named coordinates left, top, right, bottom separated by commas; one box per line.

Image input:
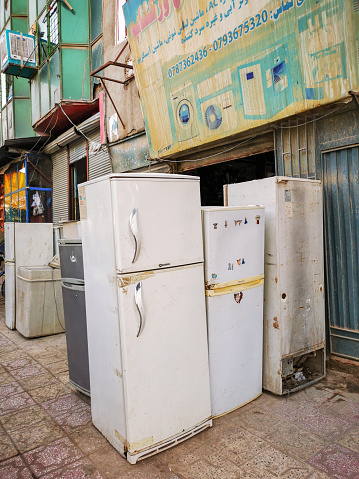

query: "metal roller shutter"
left=69, top=137, right=88, bottom=164
left=88, top=130, right=112, bottom=180
left=52, top=148, right=68, bottom=225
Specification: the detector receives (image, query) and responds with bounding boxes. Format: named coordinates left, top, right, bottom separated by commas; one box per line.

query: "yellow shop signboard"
left=123, top=0, right=359, bottom=159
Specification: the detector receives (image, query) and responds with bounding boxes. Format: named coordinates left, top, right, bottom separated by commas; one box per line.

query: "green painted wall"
left=13, top=77, right=30, bottom=97
left=11, top=16, right=28, bottom=33
left=14, top=99, right=33, bottom=137
left=60, top=0, right=89, bottom=45
left=61, top=47, right=90, bottom=100
left=90, top=0, right=102, bottom=42
left=49, top=50, right=60, bottom=109
left=11, top=0, right=28, bottom=15
left=39, top=62, right=49, bottom=117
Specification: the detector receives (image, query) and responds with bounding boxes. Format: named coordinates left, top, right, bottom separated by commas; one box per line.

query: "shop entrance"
left=184, top=151, right=275, bottom=206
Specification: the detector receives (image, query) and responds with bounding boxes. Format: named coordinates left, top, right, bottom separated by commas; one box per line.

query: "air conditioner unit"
left=0, top=30, right=37, bottom=78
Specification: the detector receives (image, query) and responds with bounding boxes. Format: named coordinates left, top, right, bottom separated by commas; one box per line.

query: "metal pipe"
left=99, top=79, right=125, bottom=130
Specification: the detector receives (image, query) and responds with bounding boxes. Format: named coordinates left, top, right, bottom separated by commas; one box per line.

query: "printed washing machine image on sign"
left=197, top=68, right=239, bottom=137
left=201, top=91, right=239, bottom=137
left=238, top=43, right=293, bottom=120
left=170, top=83, right=199, bottom=142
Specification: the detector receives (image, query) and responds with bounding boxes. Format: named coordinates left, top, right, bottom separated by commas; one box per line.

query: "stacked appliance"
left=224, top=177, right=325, bottom=395
left=80, top=173, right=212, bottom=464
left=59, top=238, right=90, bottom=396
left=202, top=207, right=265, bottom=417
left=5, top=222, right=54, bottom=331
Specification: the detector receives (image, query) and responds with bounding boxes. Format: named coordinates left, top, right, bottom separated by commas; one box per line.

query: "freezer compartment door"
left=118, top=263, right=211, bottom=454
left=202, top=207, right=265, bottom=286
left=4, top=223, right=15, bottom=261
left=206, top=285, right=264, bottom=417
left=5, top=261, right=15, bottom=330
left=111, top=177, right=203, bottom=273
left=59, top=243, right=84, bottom=281
left=14, top=223, right=54, bottom=266
left=61, top=282, right=90, bottom=396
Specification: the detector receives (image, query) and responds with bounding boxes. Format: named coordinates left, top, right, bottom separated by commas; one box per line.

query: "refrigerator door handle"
left=134, top=281, right=145, bottom=337
left=129, top=208, right=141, bottom=263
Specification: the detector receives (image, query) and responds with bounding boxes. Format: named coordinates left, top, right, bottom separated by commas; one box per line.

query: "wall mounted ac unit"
left=0, top=30, right=37, bottom=78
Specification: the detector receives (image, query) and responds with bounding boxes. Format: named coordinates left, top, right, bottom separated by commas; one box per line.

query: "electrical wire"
left=58, top=102, right=115, bottom=162
left=272, top=101, right=350, bottom=129
left=152, top=128, right=270, bottom=164
left=24, top=107, right=58, bottom=158
left=51, top=265, right=65, bottom=331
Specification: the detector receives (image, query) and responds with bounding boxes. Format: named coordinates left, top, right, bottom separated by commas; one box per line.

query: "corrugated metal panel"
left=275, top=119, right=317, bottom=179
left=323, top=146, right=359, bottom=360
left=88, top=130, right=112, bottom=180
left=52, top=147, right=68, bottom=225
left=69, top=137, right=87, bottom=164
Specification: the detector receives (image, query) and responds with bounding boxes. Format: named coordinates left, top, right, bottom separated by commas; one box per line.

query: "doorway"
left=184, top=151, right=275, bottom=206
left=69, top=157, right=87, bottom=221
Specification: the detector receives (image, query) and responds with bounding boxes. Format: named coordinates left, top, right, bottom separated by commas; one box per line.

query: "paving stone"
left=43, top=392, right=90, bottom=418
left=232, top=406, right=284, bottom=438
left=88, top=445, right=134, bottom=478
left=57, top=371, right=71, bottom=385
left=0, top=456, right=33, bottom=479
left=7, top=417, right=65, bottom=453
left=19, top=371, right=61, bottom=391
left=23, top=436, right=84, bottom=476
left=155, top=440, right=211, bottom=476
left=10, top=363, right=47, bottom=380
left=46, top=359, right=69, bottom=375
left=0, top=332, right=13, bottom=347
left=0, top=404, right=51, bottom=432
left=182, top=458, right=240, bottom=479
left=0, top=430, right=18, bottom=461
left=309, top=443, right=359, bottom=478
left=52, top=407, right=93, bottom=434
left=239, top=446, right=312, bottom=477
left=265, top=422, right=329, bottom=460
left=0, top=371, right=18, bottom=386
left=0, top=380, right=23, bottom=399
left=39, top=458, right=103, bottom=479
left=119, top=463, right=181, bottom=479
left=28, top=382, right=70, bottom=402
left=337, top=424, right=359, bottom=453
left=215, top=426, right=269, bottom=465
left=0, top=391, right=35, bottom=416
left=0, top=348, right=20, bottom=362
left=70, top=426, right=110, bottom=455
left=319, top=395, right=359, bottom=425
left=2, top=356, right=40, bottom=371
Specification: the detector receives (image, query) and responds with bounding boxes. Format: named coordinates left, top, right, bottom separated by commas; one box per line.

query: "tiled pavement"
left=0, top=298, right=359, bottom=479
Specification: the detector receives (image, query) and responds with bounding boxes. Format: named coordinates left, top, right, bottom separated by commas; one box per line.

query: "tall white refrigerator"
left=5, top=222, right=54, bottom=330
left=79, top=173, right=212, bottom=464
left=224, top=177, right=325, bottom=395
left=202, top=207, right=265, bottom=417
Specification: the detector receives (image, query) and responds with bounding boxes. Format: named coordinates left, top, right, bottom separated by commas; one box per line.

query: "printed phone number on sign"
left=167, top=8, right=269, bottom=79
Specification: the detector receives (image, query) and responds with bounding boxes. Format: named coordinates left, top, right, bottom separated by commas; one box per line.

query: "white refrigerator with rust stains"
left=202, top=206, right=265, bottom=418
left=224, top=177, right=325, bottom=396
left=80, top=173, right=212, bottom=464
